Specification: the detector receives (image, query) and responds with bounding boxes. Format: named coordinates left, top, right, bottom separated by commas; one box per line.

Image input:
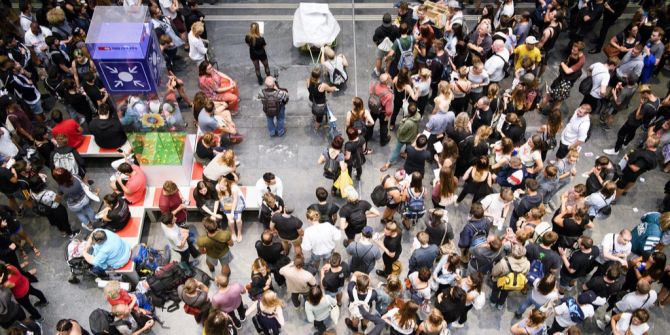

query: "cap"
left=447, top=0, right=461, bottom=8
left=639, top=84, right=652, bottom=93
left=578, top=291, right=597, bottom=305
left=362, top=226, right=374, bottom=235
left=525, top=36, right=538, bottom=45
left=492, top=32, right=507, bottom=42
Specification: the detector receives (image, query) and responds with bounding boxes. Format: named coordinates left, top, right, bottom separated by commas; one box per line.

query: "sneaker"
left=34, top=301, right=49, bottom=308
left=497, top=304, right=504, bottom=311
left=603, top=148, right=619, bottom=155
left=452, top=322, right=464, bottom=328
left=596, top=319, right=606, bottom=330
left=489, top=302, right=496, bottom=308
left=232, top=317, right=241, bottom=329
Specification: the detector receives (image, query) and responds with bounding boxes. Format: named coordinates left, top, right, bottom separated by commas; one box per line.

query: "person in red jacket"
left=366, top=73, right=394, bottom=147
left=0, top=262, right=47, bottom=321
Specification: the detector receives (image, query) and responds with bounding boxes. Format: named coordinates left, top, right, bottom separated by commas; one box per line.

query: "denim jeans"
left=516, top=294, right=543, bottom=315
left=387, top=140, right=407, bottom=165
left=266, top=105, right=286, bottom=136
left=73, top=203, right=96, bottom=225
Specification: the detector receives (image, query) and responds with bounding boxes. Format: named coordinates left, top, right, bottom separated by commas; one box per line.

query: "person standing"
left=366, top=74, right=394, bottom=146
left=301, top=209, right=341, bottom=270
left=615, top=136, right=659, bottom=197
left=485, top=39, right=510, bottom=86
left=259, top=76, right=290, bottom=137
left=590, top=0, right=630, bottom=54
left=373, top=221, right=402, bottom=277
left=245, top=22, right=271, bottom=85
left=195, top=217, right=234, bottom=276
left=159, top=212, right=199, bottom=263
left=0, top=262, right=48, bottom=322
left=556, top=104, right=592, bottom=159
left=372, top=13, right=399, bottom=76
left=211, top=275, right=247, bottom=329
left=380, top=103, right=421, bottom=172
left=581, top=58, right=618, bottom=112
left=308, top=67, right=338, bottom=130
left=270, top=206, right=304, bottom=256
left=604, top=85, right=660, bottom=155
left=339, top=188, right=380, bottom=246
left=346, top=226, right=382, bottom=274
left=279, top=254, right=317, bottom=308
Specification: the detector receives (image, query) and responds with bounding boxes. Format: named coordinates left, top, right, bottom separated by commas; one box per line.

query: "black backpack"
left=89, top=308, right=127, bottom=335
left=323, top=150, right=341, bottom=180
left=104, top=197, right=131, bottom=232
left=260, top=89, right=282, bottom=117
left=146, top=262, right=191, bottom=312
left=371, top=176, right=391, bottom=207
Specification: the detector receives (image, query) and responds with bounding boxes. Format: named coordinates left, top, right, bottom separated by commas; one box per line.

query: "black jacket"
left=372, top=24, right=400, bottom=45
left=89, top=117, right=128, bottom=149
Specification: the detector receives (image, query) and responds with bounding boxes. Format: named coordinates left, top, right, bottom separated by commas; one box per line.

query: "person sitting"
left=111, top=303, right=154, bottom=335
left=320, top=46, right=348, bottom=87
left=82, top=229, right=131, bottom=278
left=109, top=162, right=146, bottom=206
left=50, top=109, right=84, bottom=149
left=194, top=132, right=225, bottom=165
left=196, top=100, right=241, bottom=145
left=89, top=104, right=128, bottom=150
left=198, top=61, right=239, bottom=112
left=96, top=193, right=131, bottom=232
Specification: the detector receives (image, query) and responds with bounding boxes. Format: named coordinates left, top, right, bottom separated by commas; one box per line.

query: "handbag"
left=602, top=43, right=620, bottom=58
left=77, top=177, right=100, bottom=203
left=578, top=75, right=593, bottom=96
left=438, top=225, right=456, bottom=255
left=183, top=303, right=201, bottom=316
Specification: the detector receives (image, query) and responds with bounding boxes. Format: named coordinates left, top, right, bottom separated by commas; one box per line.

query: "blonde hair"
left=215, top=274, right=229, bottom=288
left=191, top=21, right=205, bottom=36
left=103, top=281, right=121, bottom=300
left=438, top=81, right=453, bottom=102
left=260, top=290, right=284, bottom=308
left=474, top=126, right=492, bottom=146
left=251, top=258, right=269, bottom=274
left=183, top=278, right=198, bottom=294
left=306, top=208, right=321, bottom=222
left=47, top=7, right=65, bottom=25
left=419, top=68, right=432, bottom=79
left=219, top=150, right=236, bottom=166
left=323, top=46, right=335, bottom=60
left=247, top=22, right=261, bottom=45
left=454, top=112, right=470, bottom=133
left=202, top=132, right=216, bottom=146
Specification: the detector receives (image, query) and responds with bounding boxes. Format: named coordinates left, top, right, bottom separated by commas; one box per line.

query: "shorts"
left=345, top=225, right=363, bottom=240
left=280, top=235, right=303, bottom=247
left=324, top=287, right=343, bottom=297
left=386, top=202, right=400, bottom=210
left=206, top=251, right=234, bottom=266
left=224, top=210, right=243, bottom=221
left=310, top=252, right=332, bottom=265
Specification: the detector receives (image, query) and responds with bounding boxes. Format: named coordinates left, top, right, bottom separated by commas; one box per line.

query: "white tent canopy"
left=292, top=2, right=341, bottom=48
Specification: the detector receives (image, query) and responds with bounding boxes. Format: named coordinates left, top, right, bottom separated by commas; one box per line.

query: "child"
left=104, top=280, right=137, bottom=309
left=497, top=156, right=527, bottom=190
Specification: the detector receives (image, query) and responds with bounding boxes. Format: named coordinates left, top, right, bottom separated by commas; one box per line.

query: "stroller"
left=65, top=236, right=92, bottom=284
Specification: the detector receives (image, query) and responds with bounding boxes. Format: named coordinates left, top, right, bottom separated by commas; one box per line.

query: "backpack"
left=371, top=177, right=391, bottom=207
left=323, top=149, right=341, bottom=180
left=146, top=261, right=192, bottom=312
left=348, top=206, right=367, bottom=231
left=348, top=288, right=372, bottom=319
left=52, top=151, right=79, bottom=176
left=396, top=37, right=415, bottom=71
left=132, top=244, right=172, bottom=276
left=632, top=212, right=663, bottom=255
left=562, top=296, right=586, bottom=323
left=403, top=188, right=426, bottom=219
left=331, top=67, right=347, bottom=87
left=260, top=89, right=282, bottom=117
left=527, top=259, right=545, bottom=284
left=469, top=222, right=488, bottom=248
left=496, top=258, right=528, bottom=291
left=89, top=308, right=127, bottom=335
left=432, top=56, right=452, bottom=82
left=368, top=83, right=390, bottom=115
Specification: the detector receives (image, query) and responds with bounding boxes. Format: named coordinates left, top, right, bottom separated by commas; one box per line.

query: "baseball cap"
left=362, top=226, right=374, bottom=236
left=578, top=291, right=597, bottom=305
left=639, top=84, right=652, bottom=94
left=525, top=36, right=538, bottom=45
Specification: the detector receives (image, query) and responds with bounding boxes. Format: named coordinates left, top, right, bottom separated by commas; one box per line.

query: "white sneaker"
left=452, top=322, right=464, bottom=328
left=603, top=148, right=619, bottom=155
left=596, top=319, right=606, bottom=330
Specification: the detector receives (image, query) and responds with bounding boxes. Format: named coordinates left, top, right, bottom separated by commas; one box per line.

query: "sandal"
left=379, top=164, right=390, bottom=172
left=28, top=269, right=37, bottom=275
left=20, top=261, right=29, bottom=268
left=32, top=247, right=41, bottom=257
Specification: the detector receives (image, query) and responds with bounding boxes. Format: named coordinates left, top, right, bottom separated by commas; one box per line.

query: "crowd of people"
left=1, top=0, right=670, bottom=334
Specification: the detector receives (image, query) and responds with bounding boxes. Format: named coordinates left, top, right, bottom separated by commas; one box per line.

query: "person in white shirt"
left=547, top=291, right=596, bottom=334
left=18, top=2, right=33, bottom=33
left=614, top=280, right=657, bottom=314
left=188, top=22, right=208, bottom=64
left=159, top=212, right=199, bottom=263
left=480, top=187, right=514, bottom=231
left=595, top=229, right=632, bottom=276
left=556, top=104, right=591, bottom=159
left=24, top=22, right=52, bottom=59
left=610, top=309, right=651, bottom=335
left=485, top=39, right=510, bottom=84
left=301, top=208, right=342, bottom=269
left=581, top=59, right=618, bottom=111
left=255, top=172, right=283, bottom=205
